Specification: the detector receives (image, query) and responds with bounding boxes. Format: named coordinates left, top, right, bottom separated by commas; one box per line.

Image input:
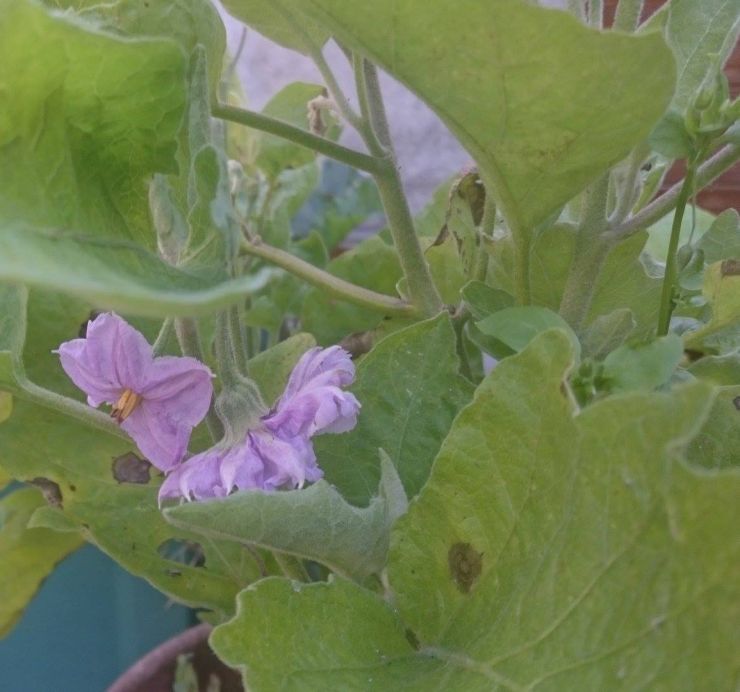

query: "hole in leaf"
left=157, top=539, right=206, bottom=568
left=30, top=477, right=63, bottom=508
left=112, top=452, right=151, bottom=485
left=448, top=542, right=482, bottom=594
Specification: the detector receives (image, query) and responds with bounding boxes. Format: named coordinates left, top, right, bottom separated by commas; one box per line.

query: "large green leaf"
left=0, top=0, right=186, bottom=244
left=661, top=0, right=740, bottom=112
left=211, top=331, right=737, bottom=689
left=0, top=487, right=83, bottom=638
left=0, top=224, right=271, bottom=317
left=220, top=0, right=328, bottom=54
left=0, top=401, right=262, bottom=613
left=697, top=209, right=740, bottom=264
left=294, top=0, right=674, bottom=230
left=686, top=385, right=740, bottom=470
left=684, top=260, right=740, bottom=350
left=0, top=284, right=26, bottom=388
left=315, top=315, right=473, bottom=505
left=165, top=455, right=407, bottom=581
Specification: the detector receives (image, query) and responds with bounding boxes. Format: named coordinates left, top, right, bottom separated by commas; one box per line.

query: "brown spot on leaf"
left=112, top=452, right=151, bottom=485
left=404, top=628, right=420, bottom=650
left=720, top=259, right=740, bottom=276
left=733, top=396, right=740, bottom=411
left=30, top=477, right=63, bottom=508
left=448, top=542, right=483, bottom=593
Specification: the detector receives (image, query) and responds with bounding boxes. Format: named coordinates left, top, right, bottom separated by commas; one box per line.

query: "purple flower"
left=57, top=313, right=214, bottom=471
left=159, top=346, right=359, bottom=503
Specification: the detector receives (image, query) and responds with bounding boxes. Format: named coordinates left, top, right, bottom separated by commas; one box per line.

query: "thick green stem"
left=241, top=237, right=415, bottom=316
left=14, top=377, right=128, bottom=440
left=212, top=103, right=382, bottom=175
left=227, top=306, right=249, bottom=376
left=175, top=318, right=223, bottom=441
left=656, top=166, right=696, bottom=336
left=559, top=175, right=611, bottom=330
left=613, top=144, right=740, bottom=240
left=613, top=0, right=644, bottom=31
left=373, top=166, right=444, bottom=315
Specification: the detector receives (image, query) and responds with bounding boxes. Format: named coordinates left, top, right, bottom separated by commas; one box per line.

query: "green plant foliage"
left=211, top=331, right=737, bottom=689
left=600, top=335, right=684, bottom=393
left=293, top=0, right=674, bottom=230
left=0, top=0, right=186, bottom=244
left=165, top=455, right=407, bottom=581
left=256, top=82, right=341, bottom=178
left=0, top=224, right=271, bottom=318
left=220, top=0, right=328, bottom=54
left=476, top=306, right=579, bottom=356
left=645, top=205, right=715, bottom=262
left=247, top=332, right=316, bottom=405
left=0, top=401, right=262, bottom=613
left=581, top=308, right=636, bottom=360
left=0, top=487, right=83, bottom=638
left=315, top=316, right=473, bottom=505
left=658, top=0, right=740, bottom=113
left=686, top=385, right=740, bottom=469
left=300, top=236, right=404, bottom=345
left=697, top=209, right=740, bottom=264
left=685, top=260, right=740, bottom=351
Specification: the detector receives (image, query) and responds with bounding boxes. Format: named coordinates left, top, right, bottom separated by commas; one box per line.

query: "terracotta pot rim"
left=107, top=623, right=212, bottom=692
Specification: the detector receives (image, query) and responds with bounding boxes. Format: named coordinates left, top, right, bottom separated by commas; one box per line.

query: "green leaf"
left=220, top=0, right=329, bottom=55
left=165, top=455, right=407, bottom=581
left=0, top=284, right=26, bottom=389
left=257, top=82, right=340, bottom=178
left=295, top=0, right=674, bottom=229
left=648, top=110, right=694, bottom=159
left=0, top=224, right=271, bottom=318
left=477, top=307, right=579, bottom=358
left=697, top=209, right=740, bottom=264
left=300, top=236, right=404, bottom=345
left=0, top=393, right=11, bottom=425
left=316, top=315, right=473, bottom=505
left=581, top=308, right=636, bottom=360
left=686, top=385, right=740, bottom=469
left=85, top=0, right=226, bottom=96
left=689, top=351, right=740, bottom=385
left=460, top=280, right=515, bottom=321
left=248, top=332, right=316, bottom=405
left=684, top=260, right=740, bottom=350
left=211, top=332, right=736, bottom=689
left=0, top=0, right=186, bottom=245
left=211, top=577, right=416, bottom=689
left=0, top=487, right=83, bottom=638
left=645, top=205, right=716, bottom=262
left=662, top=0, right=740, bottom=112
left=600, top=334, right=684, bottom=393
left=0, top=401, right=263, bottom=613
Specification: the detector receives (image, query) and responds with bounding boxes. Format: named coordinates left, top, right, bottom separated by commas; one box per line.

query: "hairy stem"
left=228, top=306, right=249, bottom=375
left=559, top=174, right=611, bottom=330
left=212, top=103, right=382, bottom=174
left=175, top=318, right=223, bottom=441
left=612, top=144, right=740, bottom=240
left=613, top=0, right=644, bottom=31
left=240, top=237, right=415, bottom=316
left=15, top=377, right=128, bottom=440
left=152, top=317, right=174, bottom=356
left=656, top=165, right=696, bottom=336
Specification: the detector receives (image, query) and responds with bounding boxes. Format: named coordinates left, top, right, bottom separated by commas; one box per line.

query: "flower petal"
left=122, top=400, right=190, bottom=472
left=278, top=346, right=355, bottom=403
left=158, top=448, right=228, bottom=504
left=264, top=387, right=360, bottom=439
left=56, top=337, right=124, bottom=407
left=140, top=355, right=214, bottom=425
left=248, top=429, right=322, bottom=490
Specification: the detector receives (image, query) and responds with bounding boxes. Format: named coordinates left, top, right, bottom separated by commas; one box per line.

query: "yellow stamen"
left=111, top=389, right=142, bottom=423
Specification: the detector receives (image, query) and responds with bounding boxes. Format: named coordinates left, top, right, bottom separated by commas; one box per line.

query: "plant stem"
left=228, top=306, right=249, bottom=375
left=656, top=165, right=696, bottom=336
left=240, top=236, right=415, bottom=316
left=212, top=103, right=382, bottom=175
left=613, top=0, right=644, bottom=31
left=352, top=55, right=385, bottom=155
left=474, top=195, right=497, bottom=282
left=610, top=145, right=648, bottom=224
left=15, top=377, right=129, bottom=440
left=559, top=174, right=611, bottom=330
left=273, top=552, right=310, bottom=582
left=175, top=318, right=223, bottom=441
left=612, top=144, right=740, bottom=240
left=356, top=62, right=444, bottom=316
